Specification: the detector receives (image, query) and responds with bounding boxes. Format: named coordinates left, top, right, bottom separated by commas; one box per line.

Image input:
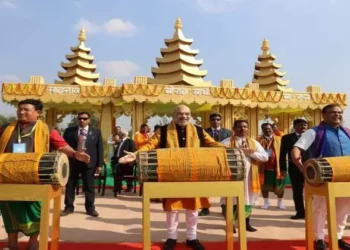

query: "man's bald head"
left=173, top=104, right=191, bottom=127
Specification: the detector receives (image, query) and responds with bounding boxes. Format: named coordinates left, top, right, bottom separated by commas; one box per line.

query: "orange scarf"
left=228, top=136, right=260, bottom=194
left=166, top=120, right=200, bottom=148
left=257, top=136, right=281, bottom=184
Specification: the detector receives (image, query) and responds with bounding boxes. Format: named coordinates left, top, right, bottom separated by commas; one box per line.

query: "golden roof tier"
left=54, top=28, right=100, bottom=86
left=148, top=18, right=211, bottom=87
left=252, top=39, right=292, bottom=92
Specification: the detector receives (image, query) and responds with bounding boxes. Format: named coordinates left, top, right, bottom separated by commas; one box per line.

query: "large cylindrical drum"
left=304, top=156, right=350, bottom=186
left=137, top=147, right=246, bottom=183
left=0, top=152, right=70, bottom=186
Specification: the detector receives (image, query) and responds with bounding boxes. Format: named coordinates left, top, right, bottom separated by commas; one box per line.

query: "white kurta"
left=107, top=134, right=117, bottom=160
left=220, top=137, right=268, bottom=205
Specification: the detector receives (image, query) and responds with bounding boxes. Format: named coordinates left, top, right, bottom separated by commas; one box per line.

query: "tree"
left=67, top=115, right=100, bottom=128
left=0, top=114, right=17, bottom=127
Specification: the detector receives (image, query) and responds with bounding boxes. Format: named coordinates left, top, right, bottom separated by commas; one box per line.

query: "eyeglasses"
left=211, top=118, right=221, bottom=121
left=78, top=117, right=89, bottom=121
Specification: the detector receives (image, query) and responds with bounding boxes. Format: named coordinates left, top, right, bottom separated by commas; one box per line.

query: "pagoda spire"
left=55, top=28, right=99, bottom=86
left=148, top=17, right=211, bottom=87
left=252, top=39, right=291, bottom=92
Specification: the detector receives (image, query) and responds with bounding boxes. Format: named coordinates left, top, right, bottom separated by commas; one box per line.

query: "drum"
left=0, top=152, right=69, bottom=186
left=304, top=156, right=350, bottom=186
left=137, top=148, right=246, bottom=183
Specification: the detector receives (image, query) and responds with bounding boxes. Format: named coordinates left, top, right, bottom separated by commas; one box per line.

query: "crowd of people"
left=0, top=99, right=349, bottom=250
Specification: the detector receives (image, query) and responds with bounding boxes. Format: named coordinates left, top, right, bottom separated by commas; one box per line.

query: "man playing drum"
left=119, top=104, right=224, bottom=250
left=0, top=99, right=90, bottom=250
left=292, top=104, right=350, bottom=250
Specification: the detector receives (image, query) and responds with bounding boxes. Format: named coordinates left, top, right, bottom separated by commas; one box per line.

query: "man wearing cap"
left=198, top=112, right=232, bottom=216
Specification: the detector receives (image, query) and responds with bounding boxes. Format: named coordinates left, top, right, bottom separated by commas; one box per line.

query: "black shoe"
left=125, top=186, right=133, bottom=192
left=163, top=238, right=177, bottom=250
left=233, top=226, right=237, bottom=234
left=60, top=209, right=73, bottom=217
left=246, top=217, right=257, bottom=232
left=314, top=240, right=327, bottom=250
left=86, top=210, right=99, bottom=217
left=339, top=239, right=350, bottom=250
left=290, top=214, right=305, bottom=220
left=186, top=239, right=205, bottom=250
left=199, top=208, right=210, bottom=216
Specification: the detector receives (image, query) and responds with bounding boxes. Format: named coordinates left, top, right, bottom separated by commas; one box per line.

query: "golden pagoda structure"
left=55, top=28, right=100, bottom=86
left=1, top=18, right=347, bottom=141
left=252, top=39, right=291, bottom=92
left=148, top=18, right=211, bottom=87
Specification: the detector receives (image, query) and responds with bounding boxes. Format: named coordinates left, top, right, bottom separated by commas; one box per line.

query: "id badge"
left=13, top=143, right=26, bottom=153
left=265, top=149, right=271, bottom=157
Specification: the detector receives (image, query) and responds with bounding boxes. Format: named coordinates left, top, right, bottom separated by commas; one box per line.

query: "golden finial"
left=78, top=28, right=86, bottom=42
left=174, top=17, right=182, bottom=30
left=261, top=38, right=270, bottom=52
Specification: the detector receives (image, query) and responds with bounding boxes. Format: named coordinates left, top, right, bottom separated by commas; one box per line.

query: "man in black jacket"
left=199, top=112, right=232, bottom=216
left=61, top=112, right=104, bottom=217
left=279, top=118, right=308, bottom=220
left=111, top=128, right=136, bottom=194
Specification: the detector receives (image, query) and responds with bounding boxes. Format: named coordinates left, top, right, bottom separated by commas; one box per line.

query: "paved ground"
left=0, top=189, right=349, bottom=243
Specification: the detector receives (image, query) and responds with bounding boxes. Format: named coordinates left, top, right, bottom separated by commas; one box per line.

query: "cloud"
left=0, top=74, right=20, bottom=82
left=103, top=19, right=137, bottom=36
left=75, top=19, right=100, bottom=34
left=74, top=18, right=137, bottom=37
left=0, top=0, right=16, bottom=9
left=195, top=0, right=243, bottom=13
left=99, top=60, right=139, bottom=79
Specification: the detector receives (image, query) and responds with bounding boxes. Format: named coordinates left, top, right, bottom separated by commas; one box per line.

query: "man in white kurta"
left=220, top=119, right=268, bottom=233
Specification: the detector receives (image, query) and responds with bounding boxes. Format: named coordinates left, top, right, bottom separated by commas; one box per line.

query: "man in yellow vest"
left=119, top=104, right=224, bottom=250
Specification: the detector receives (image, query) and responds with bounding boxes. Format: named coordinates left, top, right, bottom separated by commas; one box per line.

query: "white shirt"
left=117, top=137, right=127, bottom=157
left=294, top=129, right=316, bottom=151
left=211, top=127, right=221, bottom=131
left=78, top=125, right=89, bottom=136
left=221, top=137, right=268, bottom=162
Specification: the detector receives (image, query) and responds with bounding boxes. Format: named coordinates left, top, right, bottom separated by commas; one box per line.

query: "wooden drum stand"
left=142, top=181, right=247, bottom=250
left=0, top=184, right=62, bottom=250
left=305, top=182, right=350, bottom=250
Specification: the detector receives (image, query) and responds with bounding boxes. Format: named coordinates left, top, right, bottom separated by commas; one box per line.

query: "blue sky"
left=0, top=0, right=349, bottom=127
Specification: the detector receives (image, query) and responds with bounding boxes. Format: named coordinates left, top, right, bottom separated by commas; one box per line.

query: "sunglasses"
left=78, top=117, right=89, bottom=121
left=211, top=118, right=221, bottom=121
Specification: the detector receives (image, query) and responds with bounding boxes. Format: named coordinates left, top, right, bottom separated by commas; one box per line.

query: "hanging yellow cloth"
left=0, top=120, right=50, bottom=184
left=229, top=136, right=260, bottom=194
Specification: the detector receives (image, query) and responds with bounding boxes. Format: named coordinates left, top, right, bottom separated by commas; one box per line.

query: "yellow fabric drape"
left=0, top=120, right=50, bottom=184
left=229, top=136, right=260, bottom=194
left=324, top=157, right=350, bottom=182
left=257, top=136, right=281, bottom=185
left=166, top=120, right=200, bottom=148
left=156, top=147, right=231, bottom=182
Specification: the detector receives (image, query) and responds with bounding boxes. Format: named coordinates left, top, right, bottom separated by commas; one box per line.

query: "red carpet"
left=0, top=239, right=338, bottom=250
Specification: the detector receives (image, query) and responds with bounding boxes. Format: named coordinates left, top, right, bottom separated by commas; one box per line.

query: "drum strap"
left=159, top=125, right=204, bottom=148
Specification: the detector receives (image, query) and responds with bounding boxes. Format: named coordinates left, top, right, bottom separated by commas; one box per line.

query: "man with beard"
left=220, top=120, right=268, bottom=233
left=119, top=104, right=224, bottom=250
left=280, top=119, right=308, bottom=220
left=292, top=104, right=350, bottom=250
